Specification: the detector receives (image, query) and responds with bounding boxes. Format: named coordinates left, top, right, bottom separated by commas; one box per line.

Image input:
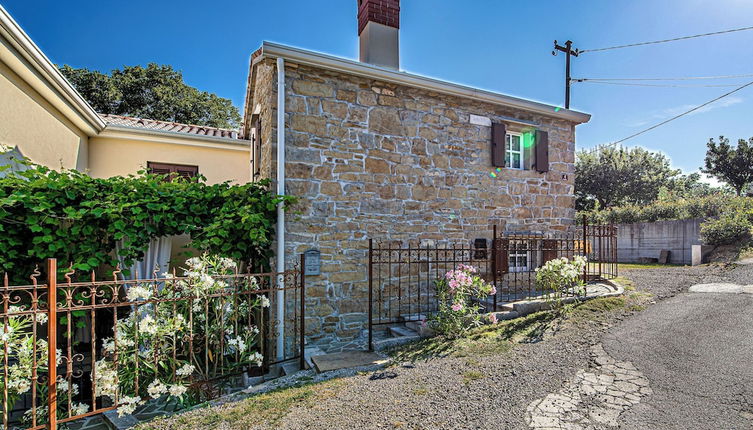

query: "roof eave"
left=253, top=41, right=591, bottom=125
left=100, top=125, right=251, bottom=149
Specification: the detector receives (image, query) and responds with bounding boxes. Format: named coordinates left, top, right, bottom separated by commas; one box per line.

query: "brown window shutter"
left=535, top=130, right=549, bottom=173
left=542, top=239, right=558, bottom=263
left=147, top=162, right=199, bottom=182
left=491, top=123, right=506, bottom=167
left=493, top=238, right=509, bottom=274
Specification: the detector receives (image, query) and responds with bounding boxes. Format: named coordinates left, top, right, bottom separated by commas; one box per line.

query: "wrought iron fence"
left=0, top=256, right=305, bottom=430
left=368, top=221, right=617, bottom=348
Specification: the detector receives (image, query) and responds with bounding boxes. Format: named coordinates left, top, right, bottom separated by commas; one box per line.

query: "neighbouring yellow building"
left=0, top=5, right=251, bottom=185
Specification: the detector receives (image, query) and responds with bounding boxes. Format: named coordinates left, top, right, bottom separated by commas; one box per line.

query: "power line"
left=604, top=79, right=753, bottom=147
left=575, top=81, right=741, bottom=88
left=573, top=73, right=753, bottom=81
left=579, top=25, right=753, bottom=54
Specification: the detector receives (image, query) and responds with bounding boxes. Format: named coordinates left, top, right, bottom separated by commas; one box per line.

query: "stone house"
left=243, top=0, right=591, bottom=350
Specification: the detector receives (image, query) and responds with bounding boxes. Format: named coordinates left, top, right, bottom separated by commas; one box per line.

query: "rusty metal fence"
left=0, top=256, right=305, bottom=430
left=368, top=221, right=617, bottom=347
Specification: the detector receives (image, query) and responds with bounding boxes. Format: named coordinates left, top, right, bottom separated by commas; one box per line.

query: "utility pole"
left=553, top=40, right=579, bottom=109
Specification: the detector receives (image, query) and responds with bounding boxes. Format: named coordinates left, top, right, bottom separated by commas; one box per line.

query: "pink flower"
left=488, top=314, right=498, bottom=324
left=451, top=303, right=463, bottom=312
left=489, top=286, right=497, bottom=295
left=448, top=280, right=459, bottom=290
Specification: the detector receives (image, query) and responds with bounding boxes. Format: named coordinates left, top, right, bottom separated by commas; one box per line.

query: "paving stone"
left=525, top=343, right=652, bottom=429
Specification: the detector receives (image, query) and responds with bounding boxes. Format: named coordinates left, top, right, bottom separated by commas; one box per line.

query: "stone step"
left=389, top=325, right=418, bottom=338
left=371, top=334, right=420, bottom=352
left=399, top=313, right=427, bottom=322
left=404, top=320, right=435, bottom=337
left=491, top=310, right=520, bottom=321
left=304, top=346, right=326, bottom=370
left=473, top=297, right=514, bottom=311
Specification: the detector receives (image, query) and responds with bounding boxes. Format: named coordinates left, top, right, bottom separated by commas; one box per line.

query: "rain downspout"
left=275, top=57, right=286, bottom=362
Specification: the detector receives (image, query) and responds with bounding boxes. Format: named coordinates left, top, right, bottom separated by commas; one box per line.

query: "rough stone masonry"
left=247, top=58, right=582, bottom=351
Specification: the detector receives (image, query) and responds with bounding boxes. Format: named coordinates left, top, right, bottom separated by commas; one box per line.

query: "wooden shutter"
left=493, top=238, right=509, bottom=274
left=535, top=130, right=549, bottom=173
left=542, top=239, right=558, bottom=263
left=147, top=162, right=198, bottom=181
left=491, top=123, right=506, bottom=167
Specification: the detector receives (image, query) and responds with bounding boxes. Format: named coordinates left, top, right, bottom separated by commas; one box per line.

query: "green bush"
left=0, top=160, right=294, bottom=280
left=700, top=213, right=753, bottom=245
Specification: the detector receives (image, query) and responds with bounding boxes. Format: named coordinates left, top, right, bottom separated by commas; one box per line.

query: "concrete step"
left=399, top=313, right=427, bottom=322
left=389, top=325, right=418, bottom=338
left=491, top=310, right=520, bottom=321
left=303, top=346, right=326, bottom=370
left=473, top=297, right=514, bottom=311
left=404, top=320, right=435, bottom=337
left=371, top=334, right=420, bottom=352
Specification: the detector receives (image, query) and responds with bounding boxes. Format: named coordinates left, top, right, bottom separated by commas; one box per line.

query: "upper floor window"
left=147, top=162, right=198, bottom=181
left=505, top=132, right=524, bottom=170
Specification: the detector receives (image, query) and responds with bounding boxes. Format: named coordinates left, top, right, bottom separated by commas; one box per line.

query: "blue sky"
left=4, top=0, right=753, bottom=174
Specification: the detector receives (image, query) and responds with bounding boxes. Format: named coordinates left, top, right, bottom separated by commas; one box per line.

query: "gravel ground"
left=276, top=263, right=751, bottom=430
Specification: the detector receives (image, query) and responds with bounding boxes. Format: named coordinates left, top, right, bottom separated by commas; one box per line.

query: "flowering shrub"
left=535, top=256, right=588, bottom=303
left=430, top=264, right=495, bottom=337
left=95, top=254, right=269, bottom=417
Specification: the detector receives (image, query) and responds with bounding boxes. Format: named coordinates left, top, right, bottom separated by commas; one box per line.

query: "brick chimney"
left=357, top=0, right=400, bottom=69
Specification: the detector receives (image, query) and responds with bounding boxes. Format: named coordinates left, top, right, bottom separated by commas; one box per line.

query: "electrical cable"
left=602, top=79, right=753, bottom=147
left=575, top=81, right=741, bottom=88
left=573, top=73, right=753, bottom=81
left=579, top=25, right=753, bottom=53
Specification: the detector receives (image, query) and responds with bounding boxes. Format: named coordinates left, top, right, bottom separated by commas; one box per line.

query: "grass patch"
left=412, top=386, right=428, bottom=395
left=462, top=370, right=483, bottom=384
left=618, top=262, right=684, bottom=270
left=136, top=379, right=345, bottom=430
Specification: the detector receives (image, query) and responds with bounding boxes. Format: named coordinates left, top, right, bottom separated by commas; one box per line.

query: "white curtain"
left=116, top=236, right=173, bottom=282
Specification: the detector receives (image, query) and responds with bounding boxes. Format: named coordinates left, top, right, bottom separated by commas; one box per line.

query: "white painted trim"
left=252, top=41, right=591, bottom=124
left=99, top=125, right=250, bottom=150
left=506, top=131, right=524, bottom=170
left=275, top=57, right=286, bottom=362
left=0, top=5, right=105, bottom=135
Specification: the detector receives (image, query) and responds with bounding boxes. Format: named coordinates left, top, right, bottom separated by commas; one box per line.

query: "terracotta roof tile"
left=99, top=114, right=241, bottom=140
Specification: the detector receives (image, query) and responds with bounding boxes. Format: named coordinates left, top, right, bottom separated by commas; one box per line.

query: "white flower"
left=71, top=402, right=89, bottom=416
left=259, top=296, right=270, bottom=308
left=249, top=276, right=259, bottom=290
left=1, top=326, right=14, bottom=342
left=249, top=351, right=263, bottom=367
left=94, top=359, right=118, bottom=400
left=117, top=396, right=142, bottom=417
left=147, top=380, right=167, bottom=398
left=7, top=305, right=24, bottom=314
left=126, top=285, right=153, bottom=302
left=138, top=315, right=158, bottom=336
left=250, top=326, right=260, bottom=335
left=176, top=363, right=195, bottom=377
left=34, top=312, right=48, bottom=325
left=168, top=384, right=187, bottom=397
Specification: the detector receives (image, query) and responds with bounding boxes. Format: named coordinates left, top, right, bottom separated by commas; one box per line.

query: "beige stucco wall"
left=0, top=59, right=88, bottom=170
left=88, top=135, right=251, bottom=184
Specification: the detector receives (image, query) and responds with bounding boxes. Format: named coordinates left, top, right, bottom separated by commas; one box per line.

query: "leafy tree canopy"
left=575, top=145, right=682, bottom=210
left=59, top=64, right=241, bottom=129
left=702, top=136, right=753, bottom=196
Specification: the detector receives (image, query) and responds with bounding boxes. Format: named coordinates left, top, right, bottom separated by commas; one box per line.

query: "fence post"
left=46, top=258, right=57, bottom=430
left=299, top=253, right=306, bottom=370
left=582, top=214, right=589, bottom=282
left=492, top=225, right=498, bottom=311
left=368, top=239, right=373, bottom=352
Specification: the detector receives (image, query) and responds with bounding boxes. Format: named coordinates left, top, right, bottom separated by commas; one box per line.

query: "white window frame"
left=509, top=249, right=529, bottom=272
left=505, top=132, right=524, bottom=170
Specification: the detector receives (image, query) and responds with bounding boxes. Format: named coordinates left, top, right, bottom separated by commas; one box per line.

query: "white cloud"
left=627, top=96, right=744, bottom=127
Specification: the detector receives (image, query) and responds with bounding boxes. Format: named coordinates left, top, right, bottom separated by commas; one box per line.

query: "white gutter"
left=251, top=41, right=591, bottom=125
left=275, top=57, right=286, bottom=362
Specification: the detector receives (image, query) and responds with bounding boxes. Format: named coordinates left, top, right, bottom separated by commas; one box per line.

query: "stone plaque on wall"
left=304, top=249, right=321, bottom=276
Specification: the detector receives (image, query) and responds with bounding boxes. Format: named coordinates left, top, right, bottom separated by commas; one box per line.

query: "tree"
left=702, top=136, right=753, bottom=196
left=59, top=64, right=241, bottom=129
left=575, top=145, right=681, bottom=210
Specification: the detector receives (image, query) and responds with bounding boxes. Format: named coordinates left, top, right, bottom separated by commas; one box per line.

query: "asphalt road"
left=603, top=290, right=753, bottom=429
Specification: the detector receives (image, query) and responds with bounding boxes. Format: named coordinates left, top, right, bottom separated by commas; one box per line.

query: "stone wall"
left=250, top=60, right=581, bottom=351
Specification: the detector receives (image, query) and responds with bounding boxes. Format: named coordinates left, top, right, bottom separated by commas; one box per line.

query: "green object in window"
left=522, top=131, right=535, bottom=149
